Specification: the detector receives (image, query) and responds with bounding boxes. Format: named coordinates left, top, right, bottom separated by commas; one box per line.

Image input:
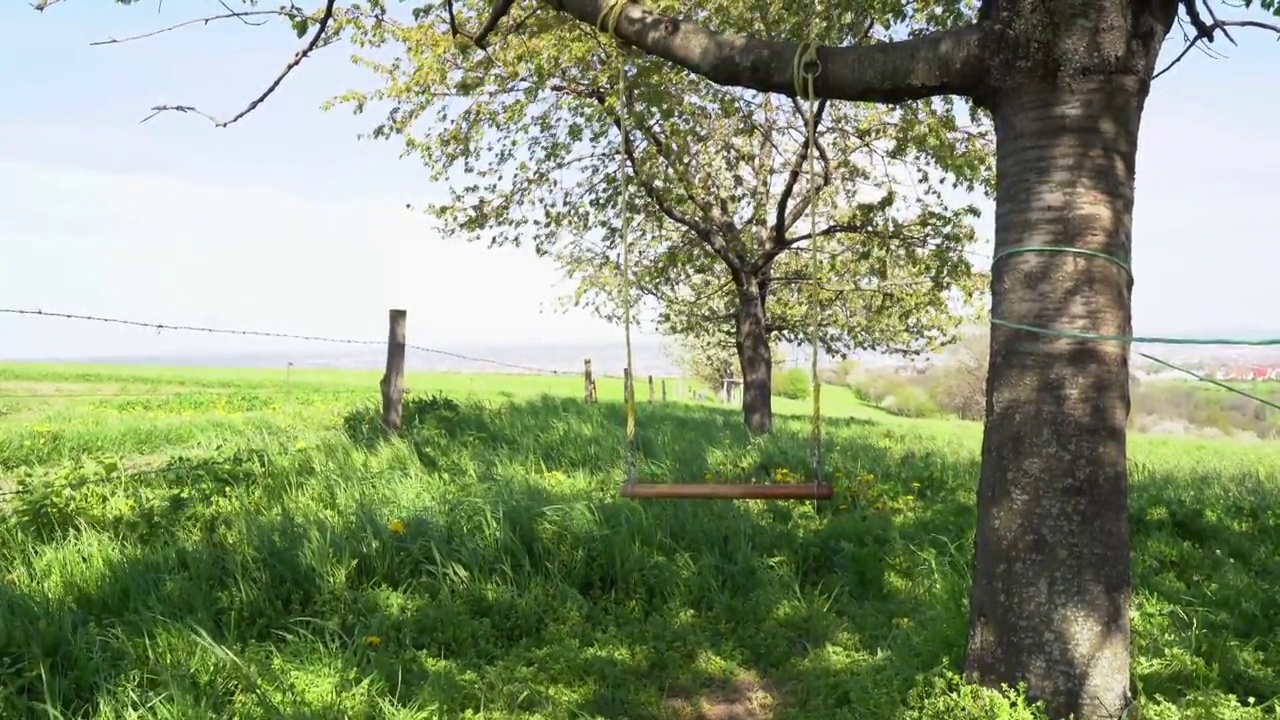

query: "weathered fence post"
left=661, top=379, right=667, bottom=402
left=648, top=375, right=655, bottom=403
left=583, top=358, right=595, bottom=404
left=380, top=309, right=407, bottom=434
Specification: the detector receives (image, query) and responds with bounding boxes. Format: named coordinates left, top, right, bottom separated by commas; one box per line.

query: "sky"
left=1, top=2, right=1277, bottom=362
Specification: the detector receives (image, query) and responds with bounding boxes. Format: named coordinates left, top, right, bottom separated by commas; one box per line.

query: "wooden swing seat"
left=619, top=482, right=834, bottom=500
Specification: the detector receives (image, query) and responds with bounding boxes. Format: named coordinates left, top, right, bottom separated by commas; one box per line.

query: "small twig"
left=141, top=0, right=339, bottom=128
left=89, top=10, right=308, bottom=47
left=1201, top=0, right=1238, bottom=45
left=218, top=0, right=264, bottom=26
left=1156, top=0, right=1280, bottom=79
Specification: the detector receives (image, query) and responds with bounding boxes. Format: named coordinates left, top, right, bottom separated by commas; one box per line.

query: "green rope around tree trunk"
left=990, top=245, right=1280, bottom=413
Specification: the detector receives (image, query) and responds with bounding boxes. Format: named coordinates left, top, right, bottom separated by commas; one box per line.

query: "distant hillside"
left=20, top=340, right=683, bottom=378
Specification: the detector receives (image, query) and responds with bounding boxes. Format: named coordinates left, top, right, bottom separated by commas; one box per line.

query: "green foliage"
left=852, top=373, right=942, bottom=418
left=666, top=331, right=747, bottom=390
left=901, top=672, right=1047, bottom=719
left=1247, top=0, right=1280, bottom=16
left=5, top=362, right=1280, bottom=717
left=773, top=367, right=811, bottom=401
left=330, top=0, right=991, bottom=367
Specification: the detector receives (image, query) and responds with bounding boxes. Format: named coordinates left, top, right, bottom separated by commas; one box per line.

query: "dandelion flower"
left=362, top=635, right=382, bottom=648
left=388, top=519, right=405, bottom=535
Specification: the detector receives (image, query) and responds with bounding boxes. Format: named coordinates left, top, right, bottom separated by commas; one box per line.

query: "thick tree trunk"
left=735, top=289, right=773, bottom=435
left=963, top=74, right=1149, bottom=720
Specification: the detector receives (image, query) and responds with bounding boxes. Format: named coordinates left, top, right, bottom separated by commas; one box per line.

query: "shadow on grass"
left=0, top=395, right=1277, bottom=717
left=341, top=392, right=878, bottom=485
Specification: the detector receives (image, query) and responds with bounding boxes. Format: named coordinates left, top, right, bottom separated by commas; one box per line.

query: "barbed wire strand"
left=0, top=307, right=574, bottom=376
left=0, top=388, right=375, bottom=400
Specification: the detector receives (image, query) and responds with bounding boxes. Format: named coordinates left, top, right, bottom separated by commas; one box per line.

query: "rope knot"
left=597, top=0, right=635, bottom=52
left=792, top=41, right=822, bottom=98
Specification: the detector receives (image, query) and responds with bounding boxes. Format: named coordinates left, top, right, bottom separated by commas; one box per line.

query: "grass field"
left=2, top=361, right=1280, bottom=719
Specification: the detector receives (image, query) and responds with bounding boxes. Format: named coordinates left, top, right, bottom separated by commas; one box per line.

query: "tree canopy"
left=326, top=0, right=991, bottom=382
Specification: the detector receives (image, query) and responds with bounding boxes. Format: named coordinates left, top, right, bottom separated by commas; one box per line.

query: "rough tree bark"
left=963, top=3, right=1177, bottom=718
left=967, top=77, right=1145, bottom=720
left=734, top=282, right=773, bottom=435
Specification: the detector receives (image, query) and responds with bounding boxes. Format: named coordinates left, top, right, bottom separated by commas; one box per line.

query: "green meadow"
left=1, top=361, right=1279, bottom=719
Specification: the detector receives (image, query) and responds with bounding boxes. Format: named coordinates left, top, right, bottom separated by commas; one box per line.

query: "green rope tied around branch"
left=990, top=245, right=1280, bottom=412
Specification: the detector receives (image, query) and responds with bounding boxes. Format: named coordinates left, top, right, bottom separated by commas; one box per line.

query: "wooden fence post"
left=661, top=379, right=667, bottom=402
left=380, top=309, right=407, bottom=434
left=647, top=375, right=655, bottom=403
left=583, top=358, right=595, bottom=404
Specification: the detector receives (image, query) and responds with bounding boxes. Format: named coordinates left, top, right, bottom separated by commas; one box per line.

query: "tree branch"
left=445, top=0, right=539, bottom=48
left=748, top=99, right=833, bottom=273
left=89, top=9, right=311, bottom=46
left=140, top=0, right=338, bottom=127
left=547, top=80, right=714, bottom=238
left=483, top=0, right=988, bottom=102
left=1156, top=0, right=1280, bottom=79
left=445, top=0, right=516, bottom=49
left=769, top=97, right=830, bottom=242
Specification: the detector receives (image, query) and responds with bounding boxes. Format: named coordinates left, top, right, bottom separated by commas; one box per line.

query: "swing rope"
left=598, top=1, right=638, bottom=491
left=603, top=3, right=831, bottom=501
left=793, top=39, right=825, bottom=504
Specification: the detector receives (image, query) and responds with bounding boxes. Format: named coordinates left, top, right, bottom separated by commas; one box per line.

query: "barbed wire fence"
left=0, top=307, right=693, bottom=425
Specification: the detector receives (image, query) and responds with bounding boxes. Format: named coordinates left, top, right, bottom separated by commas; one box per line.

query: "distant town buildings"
left=1210, top=365, right=1280, bottom=381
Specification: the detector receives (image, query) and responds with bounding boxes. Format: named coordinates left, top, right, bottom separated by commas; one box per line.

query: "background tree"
left=664, top=329, right=773, bottom=399
left=664, top=329, right=749, bottom=397
left=69, top=0, right=1280, bottom=716
left=926, top=325, right=990, bottom=421
left=334, top=2, right=991, bottom=434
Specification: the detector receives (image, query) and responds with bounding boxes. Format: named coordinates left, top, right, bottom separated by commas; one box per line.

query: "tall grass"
left=0, top=364, right=1278, bottom=718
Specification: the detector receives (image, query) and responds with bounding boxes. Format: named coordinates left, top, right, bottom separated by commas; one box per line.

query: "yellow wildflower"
left=388, top=519, right=405, bottom=535
left=362, top=635, right=382, bottom=648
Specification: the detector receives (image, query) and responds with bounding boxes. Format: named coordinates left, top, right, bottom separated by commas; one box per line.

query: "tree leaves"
left=328, top=0, right=991, bottom=361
